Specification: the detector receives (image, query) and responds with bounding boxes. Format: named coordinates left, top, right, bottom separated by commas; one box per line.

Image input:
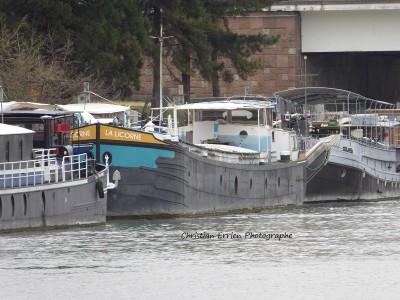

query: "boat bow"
left=304, top=134, right=340, bottom=182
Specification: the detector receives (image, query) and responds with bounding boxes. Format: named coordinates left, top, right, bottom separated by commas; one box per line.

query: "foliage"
left=0, top=0, right=148, bottom=98
left=0, top=0, right=280, bottom=100
left=145, top=0, right=279, bottom=99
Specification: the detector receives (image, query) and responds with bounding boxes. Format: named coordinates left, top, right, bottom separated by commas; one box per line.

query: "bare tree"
left=0, top=20, right=112, bottom=104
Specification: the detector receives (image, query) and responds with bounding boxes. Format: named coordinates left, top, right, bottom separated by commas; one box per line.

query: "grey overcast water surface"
left=1, top=200, right=399, bottom=300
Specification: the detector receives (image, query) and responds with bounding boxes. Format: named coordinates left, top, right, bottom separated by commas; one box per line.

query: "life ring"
left=96, top=181, right=105, bottom=199
left=102, top=151, right=112, bottom=165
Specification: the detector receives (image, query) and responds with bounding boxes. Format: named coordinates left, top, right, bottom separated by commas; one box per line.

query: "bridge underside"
left=300, top=9, right=400, bottom=102
left=304, top=52, right=400, bottom=103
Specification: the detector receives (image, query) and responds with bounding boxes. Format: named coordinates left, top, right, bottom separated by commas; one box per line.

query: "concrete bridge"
left=269, top=0, right=400, bottom=102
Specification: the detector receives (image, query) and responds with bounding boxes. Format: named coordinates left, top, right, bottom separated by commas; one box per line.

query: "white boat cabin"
left=172, top=100, right=300, bottom=162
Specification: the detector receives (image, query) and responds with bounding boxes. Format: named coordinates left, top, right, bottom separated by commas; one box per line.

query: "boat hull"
left=107, top=143, right=306, bottom=217
left=306, top=138, right=400, bottom=202
left=0, top=170, right=108, bottom=232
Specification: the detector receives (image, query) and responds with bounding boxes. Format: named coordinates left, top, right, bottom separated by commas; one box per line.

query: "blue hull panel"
left=93, top=144, right=175, bottom=168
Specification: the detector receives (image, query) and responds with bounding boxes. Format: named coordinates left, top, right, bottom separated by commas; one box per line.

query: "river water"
left=1, top=200, right=400, bottom=300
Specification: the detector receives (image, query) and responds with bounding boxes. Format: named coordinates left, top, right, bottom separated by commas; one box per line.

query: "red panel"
left=55, top=123, right=70, bottom=133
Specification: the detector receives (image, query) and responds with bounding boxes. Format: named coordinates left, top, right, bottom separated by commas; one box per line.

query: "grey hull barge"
left=275, top=87, right=400, bottom=202
left=108, top=143, right=308, bottom=217
left=0, top=122, right=109, bottom=233
left=76, top=95, right=333, bottom=218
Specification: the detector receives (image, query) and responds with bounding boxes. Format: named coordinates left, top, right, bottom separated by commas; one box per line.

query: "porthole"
left=41, top=192, right=46, bottom=212
left=23, top=194, right=27, bottom=216
left=239, top=130, right=248, bottom=138
left=234, top=176, right=238, bottom=195
left=250, top=178, right=253, bottom=189
left=11, top=195, right=15, bottom=217
left=102, top=151, right=113, bottom=165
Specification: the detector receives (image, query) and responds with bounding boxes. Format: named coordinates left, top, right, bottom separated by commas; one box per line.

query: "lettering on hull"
left=71, top=124, right=167, bottom=145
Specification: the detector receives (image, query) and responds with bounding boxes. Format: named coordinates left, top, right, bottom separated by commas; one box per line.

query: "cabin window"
left=231, top=110, right=255, bottom=122
left=201, top=110, right=224, bottom=122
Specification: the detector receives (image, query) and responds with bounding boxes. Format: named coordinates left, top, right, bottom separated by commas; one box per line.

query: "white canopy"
left=56, top=103, right=130, bottom=115
left=0, top=123, right=34, bottom=135
left=0, top=101, right=55, bottom=111
left=174, top=100, right=274, bottom=111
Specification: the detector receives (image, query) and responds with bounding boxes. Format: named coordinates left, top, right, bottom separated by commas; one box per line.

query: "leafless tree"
left=0, top=20, right=113, bottom=104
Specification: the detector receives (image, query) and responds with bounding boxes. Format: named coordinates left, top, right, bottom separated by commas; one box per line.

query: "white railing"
left=61, top=153, right=89, bottom=182
left=0, top=151, right=91, bottom=189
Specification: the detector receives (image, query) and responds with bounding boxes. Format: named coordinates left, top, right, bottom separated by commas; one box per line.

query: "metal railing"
left=0, top=150, right=90, bottom=189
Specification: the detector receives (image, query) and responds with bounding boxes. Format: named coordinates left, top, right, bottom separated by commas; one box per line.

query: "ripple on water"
left=1, top=200, right=400, bottom=299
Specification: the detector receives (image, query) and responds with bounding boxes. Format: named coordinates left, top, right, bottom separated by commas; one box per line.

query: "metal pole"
left=0, top=85, right=3, bottom=124
left=159, top=23, right=163, bottom=125
left=150, top=20, right=173, bottom=127
left=304, top=55, right=308, bottom=136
